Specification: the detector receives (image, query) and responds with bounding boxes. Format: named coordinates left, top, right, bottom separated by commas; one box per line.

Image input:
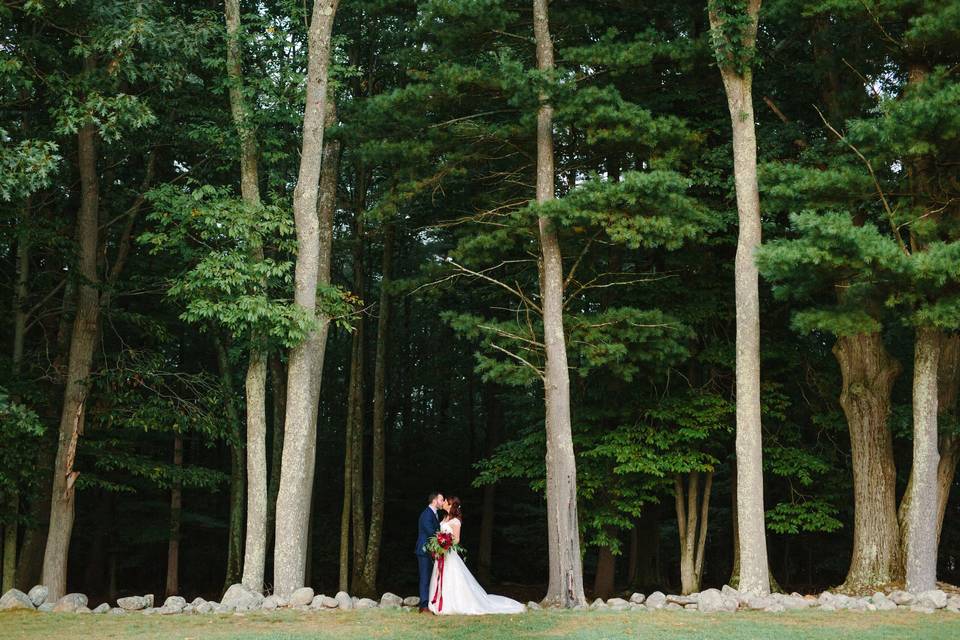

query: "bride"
left=427, top=496, right=526, bottom=615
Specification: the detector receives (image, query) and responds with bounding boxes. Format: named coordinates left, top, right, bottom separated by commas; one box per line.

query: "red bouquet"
left=426, top=532, right=466, bottom=612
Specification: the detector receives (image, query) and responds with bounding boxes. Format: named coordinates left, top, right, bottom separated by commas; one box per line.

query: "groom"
left=415, top=492, right=443, bottom=613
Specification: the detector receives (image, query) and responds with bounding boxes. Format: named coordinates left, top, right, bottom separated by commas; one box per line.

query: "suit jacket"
left=415, top=506, right=440, bottom=556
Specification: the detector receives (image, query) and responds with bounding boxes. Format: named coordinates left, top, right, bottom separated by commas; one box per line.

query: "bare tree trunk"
left=273, top=0, right=340, bottom=597
left=266, top=352, right=286, bottom=556
left=905, top=327, right=941, bottom=592
left=165, top=434, right=183, bottom=597
left=215, top=337, right=246, bottom=590
left=359, top=223, right=394, bottom=597
left=532, top=0, right=585, bottom=609
left=708, top=0, right=769, bottom=596
left=900, top=334, right=960, bottom=560
left=348, top=212, right=367, bottom=593
left=338, top=403, right=353, bottom=592
left=225, top=0, right=268, bottom=593
left=4, top=217, right=30, bottom=592
left=834, top=333, right=903, bottom=591
left=41, top=99, right=102, bottom=601
left=593, top=529, right=617, bottom=600
left=477, top=387, right=502, bottom=586
left=675, top=471, right=714, bottom=595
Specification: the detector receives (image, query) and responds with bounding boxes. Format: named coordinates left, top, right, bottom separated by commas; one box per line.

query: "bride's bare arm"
left=450, top=519, right=461, bottom=544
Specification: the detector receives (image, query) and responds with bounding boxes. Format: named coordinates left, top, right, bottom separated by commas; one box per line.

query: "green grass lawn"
left=2, top=608, right=959, bottom=640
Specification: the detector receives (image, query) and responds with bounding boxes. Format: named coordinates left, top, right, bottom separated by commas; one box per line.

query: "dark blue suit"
left=415, top=506, right=440, bottom=608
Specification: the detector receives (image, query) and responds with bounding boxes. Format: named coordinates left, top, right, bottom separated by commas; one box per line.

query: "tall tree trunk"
left=593, top=528, right=617, bottom=600
left=708, top=0, right=770, bottom=596
left=266, top=352, right=286, bottom=557
left=215, top=338, right=246, bottom=590
left=477, top=387, right=503, bottom=586
left=4, top=216, right=30, bottom=592
left=347, top=211, right=367, bottom=593
left=273, top=0, right=340, bottom=597
left=165, top=434, right=183, bottom=597
left=905, top=327, right=941, bottom=592
left=675, top=471, right=714, bottom=595
left=225, top=0, right=269, bottom=593
left=15, top=444, right=53, bottom=590
left=338, top=398, right=353, bottom=592
left=834, top=333, right=903, bottom=591
left=41, top=98, right=102, bottom=601
left=358, top=223, right=394, bottom=597
left=900, top=334, right=960, bottom=559
left=532, top=0, right=585, bottom=608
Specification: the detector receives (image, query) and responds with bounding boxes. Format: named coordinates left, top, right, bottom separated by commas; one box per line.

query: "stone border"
left=3, top=583, right=958, bottom=616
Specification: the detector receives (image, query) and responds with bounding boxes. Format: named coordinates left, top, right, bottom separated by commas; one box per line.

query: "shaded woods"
left=1, top=0, right=959, bottom=606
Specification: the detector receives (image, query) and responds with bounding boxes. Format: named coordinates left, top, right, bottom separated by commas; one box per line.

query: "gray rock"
left=684, top=604, right=698, bottom=610
left=221, top=583, right=264, bottom=611
left=607, top=597, right=630, bottom=611
left=721, top=585, right=742, bottom=603
left=38, top=603, right=55, bottom=613
left=163, top=596, right=187, bottom=612
left=764, top=603, right=786, bottom=613
left=817, top=591, right=836, bottom=606
left=916, top=590, right=947, bottom=609
left=262, top=595, right=280, bottom=610
left=0, top=589, right=35, bottom=611
left=190, top=597, right=206, bottom=607
left=117, top=596, right=148, bottom=611
left=781, top=595, right=814, bottom=610
left=664, top=602, right=683, bottom=610
left=182, top=604, right=195, bottom=615
left=645, top=591, right=666, bottom=609
left=698, top=588, right=737, bottom=613
left=819, top=604, right=837, bottom=612
left=590, top=597, right=607, bottom=610
left=629, top=592, right=645, bottom=605
left=145, top=594, right=155, bottom=608
left=380, top=592, right=403, bottom=608
left=889, top=590, right=914, bottom=605
left=357, top=598, right=378, bottom=609
left=403, top=596, right=421, bottom=607
left=288, top=587, right=314, bottom=607
left=527, top=601, right=541, bottom=610
left=320, top=596, right=339, bottom=609
left=108, top=607, right=126, bottom=615
left=157, top=605, right=182, bottom=615
left=335, top=591, right=353, bottom=610
left=77, top=606, right=93, bottom=614
left=27, top=585, right=49, bottom=607
left=196, top=601, right=214, bottom=614
left=53, top=593, right=88, bottom=612
left=629, top=603, right=645, bottom=611
left=92, top=603, right=110, bottom=614
left=141, top=607, right=159, bottom=615
left=743, top=594, right=773, bottom=610
left=666, top=594, right=697, bottom=605
left=871, top=592, right=897, bottom=611
left=910, top=604, right=935, bottom=614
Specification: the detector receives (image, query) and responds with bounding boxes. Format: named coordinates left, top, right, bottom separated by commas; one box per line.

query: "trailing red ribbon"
left=431, top=554, right=445, bottom=612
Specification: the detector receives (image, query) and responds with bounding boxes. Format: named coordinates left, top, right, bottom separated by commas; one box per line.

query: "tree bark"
left=165, top=434, right=183, bottom=597
left=834, top=332, right=903, bottom=591
left=358, top=223, right=394, bottom=597
left=905, top=327, right=941, bottom=592
left=41, top=95, right=102, bottom=601
left=225, top=0, right=269, bottom=593
left=477, top=387, right=503, bottom=586
left=708, top=0, right=770, bottom=596
left=675, top=471, right=714, bottom=595
left=215, top=337, right=246, bottom=591
left=593, top=528, right=617, bottom=600
left=347, top=210, right=367, bottom=593
left=532, top=0, right=586, bottom=608
left=4, top=215, right=30, bottom=592
left=273, top=0, right=340, bottom=597
left=266, top=352, right=286, bottom=557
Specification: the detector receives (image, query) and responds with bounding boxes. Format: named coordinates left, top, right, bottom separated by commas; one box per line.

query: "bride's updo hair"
left=446, top=496, right=463, bottom=521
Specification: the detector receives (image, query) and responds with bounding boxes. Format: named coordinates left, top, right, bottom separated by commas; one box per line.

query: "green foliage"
left=0, top=388, right=45, bottom=517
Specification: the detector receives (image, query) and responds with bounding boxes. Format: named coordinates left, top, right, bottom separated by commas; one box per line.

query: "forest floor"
left=2, top=608, right=960, bottom=640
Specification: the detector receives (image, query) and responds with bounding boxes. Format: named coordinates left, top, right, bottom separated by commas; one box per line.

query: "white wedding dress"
left=427, top=518, right=526, bottom=615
